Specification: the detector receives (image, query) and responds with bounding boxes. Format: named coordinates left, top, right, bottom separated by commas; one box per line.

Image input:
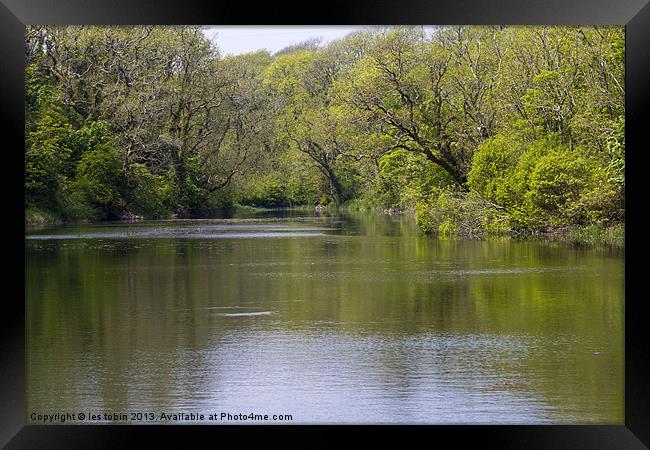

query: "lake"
left=25, top=211, right=624, bottom=424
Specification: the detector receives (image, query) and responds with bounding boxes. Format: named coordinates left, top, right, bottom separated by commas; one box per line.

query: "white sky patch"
left=203, top=26, right=368, bottom=56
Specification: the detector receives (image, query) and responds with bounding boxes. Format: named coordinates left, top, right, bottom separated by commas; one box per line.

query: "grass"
left=25, top=206, right=62, bottom=226
left=566, top=223, right=625, bottom=247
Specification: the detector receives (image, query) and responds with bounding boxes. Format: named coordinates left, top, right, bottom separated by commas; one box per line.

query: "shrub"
left=73, top=145, right=126, bottom=219
left=25, top=206, right=61, bottom=225
left=377, top=149, right=452, bottom=209
left=469, top=133, right=612, bottom=229
left=525, top=150, right=592, bottom=226
left=415, top=189, right=512, bottom=237
left=125, top=163, right=168, bottom=218
left=239, top=175, right=290, bottom=207
left=61, top=187, right=97, bottom=221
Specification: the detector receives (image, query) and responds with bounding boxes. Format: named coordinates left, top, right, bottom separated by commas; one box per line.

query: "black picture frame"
left=2, top=0, right=649, bottom=447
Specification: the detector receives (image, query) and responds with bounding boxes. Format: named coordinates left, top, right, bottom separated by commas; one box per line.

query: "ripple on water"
left=219, top=311, right=274, bottom=317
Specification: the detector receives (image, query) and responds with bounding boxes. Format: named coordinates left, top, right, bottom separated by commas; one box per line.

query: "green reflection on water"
left=26, top=212, right=623, bottom=424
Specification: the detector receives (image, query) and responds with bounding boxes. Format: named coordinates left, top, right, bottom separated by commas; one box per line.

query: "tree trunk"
left=422, top=148, right=469, bottom=190
left=323, top=166, right=344, bottom=204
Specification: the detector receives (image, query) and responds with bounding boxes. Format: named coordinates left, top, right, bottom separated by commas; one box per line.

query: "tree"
left=332, top=27, right=504, bottom=189
left=264, top=49, right=351, bottom=203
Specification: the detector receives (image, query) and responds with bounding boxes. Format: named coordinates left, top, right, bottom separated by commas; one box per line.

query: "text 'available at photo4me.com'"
left=30, top=411, right=294, bottom=423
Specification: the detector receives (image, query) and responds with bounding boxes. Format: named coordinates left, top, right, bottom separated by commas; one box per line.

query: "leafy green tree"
left=264, top=49, right=353, bottom=203
left=332, top=27, right=504, bottom=189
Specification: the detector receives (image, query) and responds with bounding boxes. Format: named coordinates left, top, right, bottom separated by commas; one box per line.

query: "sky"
left=203, top=26, right=368, bottom=56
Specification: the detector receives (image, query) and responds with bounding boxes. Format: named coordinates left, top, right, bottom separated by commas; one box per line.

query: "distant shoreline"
left=26, top=206, right=624, bottom=248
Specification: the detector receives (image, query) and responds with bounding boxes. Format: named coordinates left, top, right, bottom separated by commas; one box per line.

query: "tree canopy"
left=25, top=25, right=624, bottom=234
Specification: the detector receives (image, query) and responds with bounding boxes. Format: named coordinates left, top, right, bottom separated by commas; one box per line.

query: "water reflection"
left=26, top=213, right=624, bottom=424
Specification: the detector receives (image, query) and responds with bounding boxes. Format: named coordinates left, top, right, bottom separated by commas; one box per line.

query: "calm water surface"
left=25, top=212, right=624, bottom=424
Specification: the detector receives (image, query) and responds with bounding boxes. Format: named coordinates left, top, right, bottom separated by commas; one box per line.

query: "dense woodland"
left=25, top=26, right=625, bottom=236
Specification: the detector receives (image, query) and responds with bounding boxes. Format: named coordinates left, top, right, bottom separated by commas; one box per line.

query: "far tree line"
left=25, top=25, right=624, bottom=234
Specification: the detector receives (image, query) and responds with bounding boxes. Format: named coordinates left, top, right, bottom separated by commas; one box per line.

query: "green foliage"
left=25, top=97, right=75, bottom=211
left=415, top=190, right=511, bottom=237
left=60, top=188, right=98, bottom=222
left=376, top=149, right=452, bottom=210
left=25, top=25, right=625, bottom=235
left=237, top=166, right=323, bottom=208
left=25, top=65, right=122, bottom=218
left=25, top=206, right=61, bottom=225
left=207, top=188, right=236, bottom=211
left=25, top=150, right=61, bottom=211
left=72, top=145, right=126, bottom=220
left=239, top=174, right=290, bottom=208
left=339, top=198, right=377, bottom=211
left=525, top=150, right=592, bottom=226
left=469, top=132, right=623, bottom=230
left=124, top=164, right=168, bottom=217
left=467, top=134, right=525, bottom=208
left=184, top=158, right=211, bottom=214
left=285, top=175, right=321, bottom=206
left=568, top=223, right=624, bottom=247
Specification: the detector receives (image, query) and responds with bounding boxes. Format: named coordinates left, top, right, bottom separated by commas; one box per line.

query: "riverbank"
left=25, top=207, right=64, bottom=226
left=26, top=204, right=624, bottom=248
left=557, top=224, right=625, bottom=247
